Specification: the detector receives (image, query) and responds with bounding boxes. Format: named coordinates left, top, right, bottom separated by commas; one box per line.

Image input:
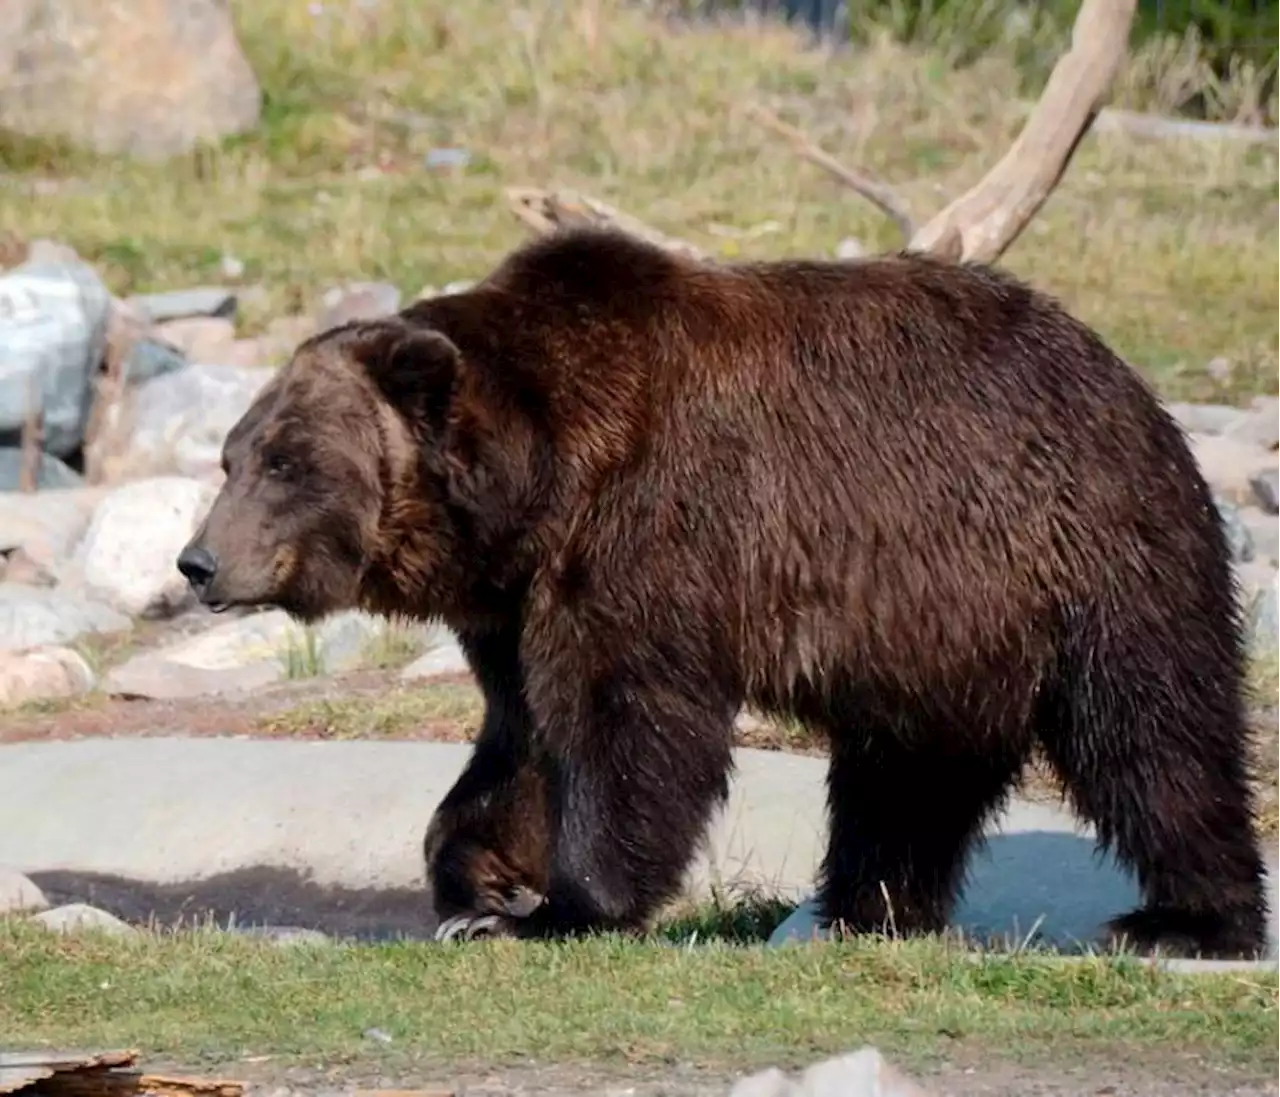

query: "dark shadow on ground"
left=28, top=865, right=438, bottom=942
left=27, top=829, right=1278, bottom=955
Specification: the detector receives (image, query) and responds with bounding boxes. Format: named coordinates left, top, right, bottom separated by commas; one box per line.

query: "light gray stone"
left=70, top=476, right=217, bottom=618
left=398, top=628, right=469, bottom=681
left=0, top=582, right=130, bottom=652
left=1189, top=433, right=1276, bottom=506
left=1165, top=402, right=1247, bottom=436
left=1224, top=396, right=1280, bottom=451
left=1250, top=468, right=1279, bottom=515
left=1215, top=497, right=1255, bottom=563
left=103, top=609, right=420, bottom=699
left=316, top=282, right=402, bottom=329
left=108, top=363, right=273, bottom=481
left=1235, top=562, right=1278, bottom=653
left=152, top=316, right=236, bottom=364
left=0, top=645, right=95, bottom=708
left=0, top=254, right=111, bottom=457
left=233, top=925, right=331, bottom=947
left=0, top=0, right=261, bottom=160
left=834, top=237, right=866, bottom=261
left=0, top=447, right=83, bottom=490
left=30, top=902, right=135, bottom=937
left=0, top=866, right=47, bottom=914
left=0, top=486, right=107, bottom=574
left=128, top=286, right=237, bottom=322
left=730, top=1049, right=936, bottom=1097
left=1239, top=506, right=1279, bottom=565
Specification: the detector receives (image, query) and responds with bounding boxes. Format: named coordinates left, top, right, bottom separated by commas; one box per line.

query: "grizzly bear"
left=176, top=227, right=1270, bottom=959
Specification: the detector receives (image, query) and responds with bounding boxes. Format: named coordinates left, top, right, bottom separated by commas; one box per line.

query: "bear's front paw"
left=432, top=882, right=546, bottom=944
left=434, top=912, right=519, bottom=943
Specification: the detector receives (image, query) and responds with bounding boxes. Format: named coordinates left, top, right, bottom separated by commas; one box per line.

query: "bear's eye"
left=263, top=452, right=294, bottom=479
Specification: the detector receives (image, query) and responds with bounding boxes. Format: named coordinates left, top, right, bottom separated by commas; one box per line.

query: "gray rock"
left=111, top=363, right=273, bottom=480
left=30, top=902, right=135, bottom=937
left=1215, top=497, right=1255, bottom=563
left=118, top=336, right=189, bottom=387
left=0, top=254, right=111, bottom=457
left=0, top=0, right=261, bottom=160
left=398, top=628, right=469, bottom=681
left=70, top=476, right=217, bottom=618
left=1189, top=433, right=1275, bottom=506
left=233, top=925, right=331, bottom=947
left=128, top=286, right=237, bottom=322
left=835, top=237, right=866, bottom=261
left=1250, top=468, right=1279, bottom=515
left=730, top=1048, right=935, bottom=1097
left=316, top=282, right=402, bottom=329
left=1239, top=506, right=1279, bottom=566
left=1233, top=565, right=1280, bottom=650
left=1165, top=402, right=1246, bottom=436
left=0, top=645, right=96, bottom=708
left=0, top=447, right=83, bottom=490
left=152, top=316, right=237, bottom=364
left=104, top=609, right=422, bottom=699
left=0, top=486, right=107, bottom=573
left=0, top=582, right=130, bottom=652
left=1224, top=396, right=1280, bottom=451
left=0, top=866, right=47, bottom=914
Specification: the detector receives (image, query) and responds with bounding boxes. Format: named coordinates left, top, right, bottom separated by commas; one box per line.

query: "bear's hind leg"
left=817, top=716, right=1028, bottom=941
left=1036, top=610, right=1270, bottom=961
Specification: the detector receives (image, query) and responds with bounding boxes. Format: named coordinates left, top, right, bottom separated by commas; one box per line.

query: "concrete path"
left=0, top=737, right=1275, bottom=968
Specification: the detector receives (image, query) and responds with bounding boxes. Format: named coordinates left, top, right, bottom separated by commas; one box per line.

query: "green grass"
left=0, top=917, right=1275, bottom=1073
left=0, top=0, right=1275, bottom=404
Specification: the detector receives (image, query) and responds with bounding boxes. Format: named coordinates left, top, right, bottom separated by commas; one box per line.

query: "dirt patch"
left=0, top=665, right=823, bottom=755
left=95, top=1050, right=1280, bottom=1097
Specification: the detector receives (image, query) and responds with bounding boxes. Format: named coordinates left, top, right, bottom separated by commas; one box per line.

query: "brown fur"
left=178, top=228, right=1270, bottom=958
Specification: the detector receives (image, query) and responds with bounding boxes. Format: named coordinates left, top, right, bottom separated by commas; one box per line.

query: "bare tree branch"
left=18, top=376, right=42, bottom=494
left=744, top=103, right=916, bottom=242
left=503, top=0, right=1137, bottom=271
left=506, top=187, right=706, bottom=259
left=907, top=0, right=1138, bottom=263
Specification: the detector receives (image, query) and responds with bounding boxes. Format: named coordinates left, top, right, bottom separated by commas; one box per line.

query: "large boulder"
left=0, top=0, right=261, bottom=159
left=0, top=582, right=130, bottom=652
left=102, top=363, right=273, bottom=482
left=70, top=476, right=217, bottom=618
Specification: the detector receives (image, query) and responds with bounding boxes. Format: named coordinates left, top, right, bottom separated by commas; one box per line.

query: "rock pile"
left=0, top=238, right=449, bottom=707
left=0, top=239, right=1276, bottom=712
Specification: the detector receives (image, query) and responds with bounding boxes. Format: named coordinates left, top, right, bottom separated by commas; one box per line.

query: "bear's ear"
left=343, top=319, right=462, bottom=435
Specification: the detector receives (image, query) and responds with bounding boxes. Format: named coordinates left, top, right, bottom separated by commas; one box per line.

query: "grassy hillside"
left=1, top=0, right=1277, bottom=408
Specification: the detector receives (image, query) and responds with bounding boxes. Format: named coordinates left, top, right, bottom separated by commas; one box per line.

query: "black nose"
left=176, top=545, right=218, bottom=589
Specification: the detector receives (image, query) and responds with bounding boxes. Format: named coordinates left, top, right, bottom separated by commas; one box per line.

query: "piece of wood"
left=0, top=1051, right=139, bottom=1096
left=505, top=186, right=706, bottom=259
left=17, top=374, right=43, bottom=493
left=906, top=0, right=1138, bottom=262
left=745, top=103, right=915, bottom=241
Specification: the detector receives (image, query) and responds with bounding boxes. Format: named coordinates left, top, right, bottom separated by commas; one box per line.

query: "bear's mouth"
left=207, top=601, right=232, bottom=614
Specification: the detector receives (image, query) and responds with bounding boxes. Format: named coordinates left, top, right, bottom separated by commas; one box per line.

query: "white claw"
left=434, top=913, right=507, bottom=943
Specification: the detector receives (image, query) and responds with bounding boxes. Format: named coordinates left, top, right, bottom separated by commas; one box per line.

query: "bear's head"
left=175, top=312, right=548, bottom=624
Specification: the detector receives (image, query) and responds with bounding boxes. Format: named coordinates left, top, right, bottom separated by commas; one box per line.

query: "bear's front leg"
left=423, top=625, right=554, bottom=941
left=515, top=640, right=741, bottom=939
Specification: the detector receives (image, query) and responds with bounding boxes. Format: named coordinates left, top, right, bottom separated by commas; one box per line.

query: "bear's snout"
left=176, top=543, right=219, bottom=595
